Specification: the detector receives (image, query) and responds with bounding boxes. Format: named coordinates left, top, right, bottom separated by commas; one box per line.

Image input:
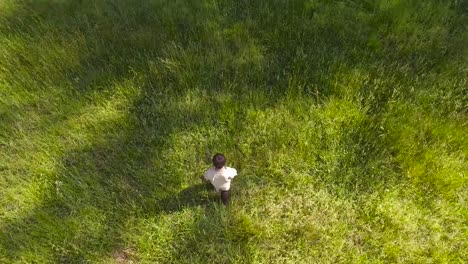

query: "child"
left=204, top=153, right=237, bottom=205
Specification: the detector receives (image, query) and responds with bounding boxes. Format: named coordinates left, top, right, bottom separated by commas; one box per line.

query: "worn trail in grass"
left=0, top=0, right=467, bottom=263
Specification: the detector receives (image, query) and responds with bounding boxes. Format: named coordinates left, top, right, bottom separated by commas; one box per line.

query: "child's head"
left=212, top=153, right=226, bottom=169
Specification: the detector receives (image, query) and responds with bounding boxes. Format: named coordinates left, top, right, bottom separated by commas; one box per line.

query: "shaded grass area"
left=0, top=0, right=467, bottom=263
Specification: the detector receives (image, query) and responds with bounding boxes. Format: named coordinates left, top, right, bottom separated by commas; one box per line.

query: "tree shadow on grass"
left=0, top=85, right=216, bottom=262
left=0, top=5, right=368, bottom=261
left=2, top=0, right=463, bottom=262
left=0, top=8, right=226, bottom=251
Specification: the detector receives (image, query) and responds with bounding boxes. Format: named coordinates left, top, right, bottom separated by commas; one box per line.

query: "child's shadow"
left=156, top=182, right=219, bottom=213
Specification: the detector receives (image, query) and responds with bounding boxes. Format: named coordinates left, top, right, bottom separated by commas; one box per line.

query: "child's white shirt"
left=204, top=167, right=237, bottom=191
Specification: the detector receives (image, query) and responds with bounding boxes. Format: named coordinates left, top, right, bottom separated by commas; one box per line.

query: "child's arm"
left=203, top=169, right=212, bottom=181
left=227, top=168, right=237, bottom=179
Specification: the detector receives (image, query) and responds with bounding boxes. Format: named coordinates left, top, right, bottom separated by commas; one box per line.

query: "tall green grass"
left=1, top=0, right=467, bottom=263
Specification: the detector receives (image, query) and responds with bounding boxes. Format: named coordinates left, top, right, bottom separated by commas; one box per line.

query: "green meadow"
left=0, top=0, right=467, bottom=263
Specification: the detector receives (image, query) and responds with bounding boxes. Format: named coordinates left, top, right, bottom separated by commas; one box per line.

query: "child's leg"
left=220, top=190, right=230, bottom=205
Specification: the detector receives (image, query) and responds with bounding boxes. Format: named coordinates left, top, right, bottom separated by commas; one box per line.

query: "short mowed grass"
left=1, top=0, right=467, bottom=263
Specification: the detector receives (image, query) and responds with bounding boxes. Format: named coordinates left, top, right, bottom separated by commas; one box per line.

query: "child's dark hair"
left=213, top=153, right=226, bottom=169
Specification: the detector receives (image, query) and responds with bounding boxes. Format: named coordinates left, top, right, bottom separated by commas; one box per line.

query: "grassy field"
left=0, top=0, right=467, bottom=263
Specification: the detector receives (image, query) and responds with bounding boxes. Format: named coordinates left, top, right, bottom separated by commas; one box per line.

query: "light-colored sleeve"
left=203, top=170, right=210, bottom=180
left=227, top=168, right=237, bottom=179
